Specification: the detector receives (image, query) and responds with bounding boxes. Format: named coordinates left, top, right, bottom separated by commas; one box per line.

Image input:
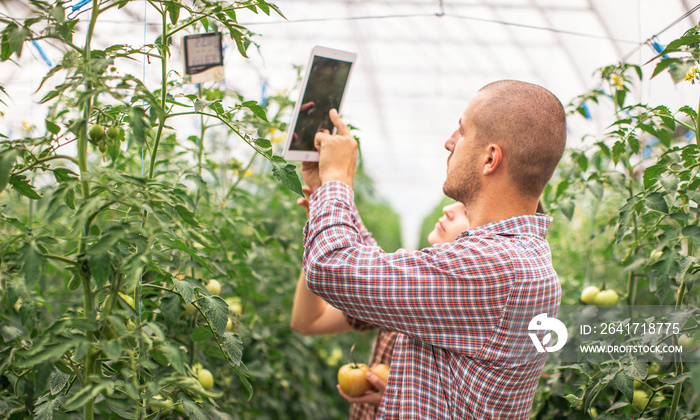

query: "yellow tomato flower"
left=611, top=74, right=624, bottom=89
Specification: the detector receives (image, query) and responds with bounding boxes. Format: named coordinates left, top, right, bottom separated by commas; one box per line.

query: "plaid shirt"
left=303, top=182, right=561, bottom=419
left=343, top=202, right=398, bottom=420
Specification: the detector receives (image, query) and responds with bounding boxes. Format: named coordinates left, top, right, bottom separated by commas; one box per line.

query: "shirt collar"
left=463, top=214, right=552, bottom=239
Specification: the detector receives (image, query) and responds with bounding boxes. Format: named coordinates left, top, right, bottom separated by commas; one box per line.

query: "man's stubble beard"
left=443, top=156, right=482, bottom=208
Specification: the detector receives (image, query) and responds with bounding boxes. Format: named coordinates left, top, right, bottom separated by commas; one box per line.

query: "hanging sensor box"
left=183, top=32, right=224, bottom=84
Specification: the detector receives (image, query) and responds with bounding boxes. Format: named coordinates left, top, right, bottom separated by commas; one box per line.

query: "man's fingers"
left=314, top=130, right=331, bottom=150
left=336, top=385, right=382, bottom=405
left=301, top=186, right=312, bottom=197
left=366, top=372, right=386, bottom=393
left=329, top=109, right=351, bottom=136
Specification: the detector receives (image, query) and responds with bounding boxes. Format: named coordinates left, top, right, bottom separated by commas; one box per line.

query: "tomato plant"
left=0, top=3, right=402, bottom=418
left=530, top=24, right=700, bottom=420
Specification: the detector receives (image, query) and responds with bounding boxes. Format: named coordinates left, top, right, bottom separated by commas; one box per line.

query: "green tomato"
left=98, top=141, right=107, bottom=153
left=197, top=368, right=214, bottom=390
left=106, top=126, right=120, bottom=140
left=580, top=286, right=600, bottom=305
left=594, top=289, right=619, bottom=305
left=183, top=303, right=196, bottom=316
left=632, top=389, right=650, bottom=411
left=678, top=334, right=698, bottom=352
left=88, top=124, right=105, bottom=141
left=118, top=292, right=135, bottom=310
left=226, top=297, right=242, bottom=315
left=648, top=362, right=661, bottom=375
left=125, top=319, right=137, bottom=332
left=149, top=396, right=174, bottom=414
left=649, top=249, right=664, bottom=260
left=634, top=379, right=643, bottom=389
left=205, top=279, right=221, bottom=295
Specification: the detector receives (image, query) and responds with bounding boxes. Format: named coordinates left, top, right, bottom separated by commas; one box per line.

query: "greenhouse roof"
left=2, top=0, right=700, bottom=248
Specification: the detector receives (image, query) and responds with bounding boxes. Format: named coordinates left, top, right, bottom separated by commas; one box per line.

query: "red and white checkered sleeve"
left=303, top=182, right=539, bottom=356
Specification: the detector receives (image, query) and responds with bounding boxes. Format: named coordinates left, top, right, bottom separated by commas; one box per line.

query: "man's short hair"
left=474, top=80, right=567, bottom=197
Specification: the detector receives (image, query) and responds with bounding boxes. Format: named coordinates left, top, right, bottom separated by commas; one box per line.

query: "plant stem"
left=695, top=94, right=700, bottom=145
left=40, top=253, right=78, bottom=265
left=198, top=84, right=205, bottom=178
left=11, top=154, right=80, bottom=176
left=226, top=153, right=257, bottom=198
left=625, top=186, right=638, bottom=308
left=147, top=8, right=169, bottom=179
left=80, top=2, right=101, bottom=419
left=668, top=240, right=691, bottom=420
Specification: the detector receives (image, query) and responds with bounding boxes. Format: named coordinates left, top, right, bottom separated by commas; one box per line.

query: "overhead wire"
left=241, top=11, right=639, bottom=45
left=621, top=2, right=700, bottom=63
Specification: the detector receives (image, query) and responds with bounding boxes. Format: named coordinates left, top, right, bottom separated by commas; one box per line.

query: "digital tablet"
left=283, top=46, right=357, bottom=161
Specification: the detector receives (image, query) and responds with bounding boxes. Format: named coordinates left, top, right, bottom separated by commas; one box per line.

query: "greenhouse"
left=1, top=0, right=699, bottom=419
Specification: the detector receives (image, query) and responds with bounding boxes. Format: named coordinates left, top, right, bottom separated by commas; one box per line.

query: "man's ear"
left=483, top=144, right=503, bottom=175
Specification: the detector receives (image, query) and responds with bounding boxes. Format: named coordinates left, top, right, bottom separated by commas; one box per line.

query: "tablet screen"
left=288, top=56, right=353, bottom=152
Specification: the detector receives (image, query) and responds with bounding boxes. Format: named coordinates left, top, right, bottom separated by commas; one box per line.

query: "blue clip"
left=71, top=0, right=90, bottom=11
left=260, top=81, right=267, bottom=106
left=581, top=102, right=591, bottom=120
left=651, top=40, right=669, bottom=59
left=32, top=40, right=52, bottom=67
left=66, top=0, right=91, bottom=20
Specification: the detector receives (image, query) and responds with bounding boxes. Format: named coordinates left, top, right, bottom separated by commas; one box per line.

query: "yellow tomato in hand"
left=338, top=363, right=371, bottom=397
left=370, top=363, right=390, bottom=385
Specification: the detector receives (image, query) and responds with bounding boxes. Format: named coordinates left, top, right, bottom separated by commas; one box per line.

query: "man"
left=301, top=80, right=567, bottom=419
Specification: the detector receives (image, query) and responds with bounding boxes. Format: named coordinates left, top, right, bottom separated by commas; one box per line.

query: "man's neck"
left=465, top=193, right=539, bottom=229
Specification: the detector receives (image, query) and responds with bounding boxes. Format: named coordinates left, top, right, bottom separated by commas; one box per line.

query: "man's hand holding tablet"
left=283, top=46, right=356, bottom=162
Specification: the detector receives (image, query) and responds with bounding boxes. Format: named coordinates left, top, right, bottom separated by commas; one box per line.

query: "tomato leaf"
left=645, top=192, right=669, bottom=214
left=0, top=149, right=19, bottom=193
left=9, top=175, right=42, bottom=199
left=200, top=295, right=228, bottom=335
left=64, top=187, right=75, bottom=210
left=179, top=394, right=208, bottom=420
left=1, top=325, right=23, bottom=342
left=18, top=339, right=81, bottom=369
left=624, top=360, right=648, bottom=380
left=158, top=343, right=186, bottom=375
left=613, top=370, right=634, bottom=402
left=271, top=160, right=302, bottom=196
left=21, top=242, right=43, bottom=287
left=53, top=167, right=78, bottom=183
left=175, top=205, right=199, bottom=227
left=192, top=326, right=212, bottom=342
left=559, top=198, right=575, bottom=221
left=63, top=380, right=114, bottom=411
left=222, top=332, right=243, bottom=366
left=33, top=394, right=66, bottom=420
left=643, top=164, right=668, bottom=189
left=173, top=277, right=195, bottom=305
left=241, top=100, right=268, bottom=122
left=49, top=370, right=70, bottom=396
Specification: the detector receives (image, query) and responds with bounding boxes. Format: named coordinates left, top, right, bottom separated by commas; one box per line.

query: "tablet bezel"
left=282, top=46, right=357, bottom=162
